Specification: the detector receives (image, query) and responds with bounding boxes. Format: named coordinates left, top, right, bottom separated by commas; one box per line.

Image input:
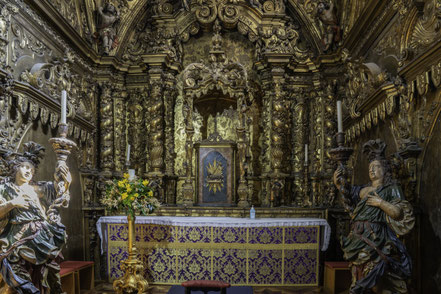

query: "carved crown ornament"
left=120, top=0, right=315, bottom=66
left=182, top=20, right=249, bottom=100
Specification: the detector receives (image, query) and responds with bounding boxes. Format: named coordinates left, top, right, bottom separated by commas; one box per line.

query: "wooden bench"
left=323, top=261, right=351, bottom=294
left=60, top=266, right=76, bottom=294
left=181, top=280, right=230, bottom=294
left=60, top=261, right=94, bottom=294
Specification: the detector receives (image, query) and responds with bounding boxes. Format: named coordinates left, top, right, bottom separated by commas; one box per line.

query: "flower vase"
left=113, top=214, right=148, bottom=294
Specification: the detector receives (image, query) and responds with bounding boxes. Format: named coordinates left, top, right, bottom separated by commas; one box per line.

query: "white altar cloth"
left=97, top=216, right=331, bottom=253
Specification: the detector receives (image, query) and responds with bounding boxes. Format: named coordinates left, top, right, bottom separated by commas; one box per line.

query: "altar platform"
left=97, top=215, right=331, bottom=286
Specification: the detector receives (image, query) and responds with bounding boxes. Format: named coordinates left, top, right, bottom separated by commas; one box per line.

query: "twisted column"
left=99, top=83, right=114, bottom=174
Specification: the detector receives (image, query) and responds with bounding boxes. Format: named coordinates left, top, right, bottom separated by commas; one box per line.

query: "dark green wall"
left=419, top=113, right=441, bottom=293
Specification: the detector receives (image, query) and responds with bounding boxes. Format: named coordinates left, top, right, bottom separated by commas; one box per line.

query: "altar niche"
left=180, top=20, right=252, bottom=207
left=193, top=92, right=238, bottom=206
left=196, top=143, right=236, bottom=206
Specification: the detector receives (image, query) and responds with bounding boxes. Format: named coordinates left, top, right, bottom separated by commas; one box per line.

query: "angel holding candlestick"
left=333, top=139, right=414, bottom=294
left=0, top=141, right=73, bottom=294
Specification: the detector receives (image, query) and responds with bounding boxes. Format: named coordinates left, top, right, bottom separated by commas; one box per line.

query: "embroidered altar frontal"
left=104, top=217, right=327, bottom=286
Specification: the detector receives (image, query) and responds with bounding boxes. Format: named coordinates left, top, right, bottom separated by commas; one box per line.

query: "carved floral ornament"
left=121, top=0, right=312, bottom=65
left=408, top=0, right=441, bottom=55
left=0, top=3, right=18, bottom=65
left=344, top=59, right=390, bottom=119
left=346, top=60, right=441, bottom=142
left=12, top=56, right=93, bottom=145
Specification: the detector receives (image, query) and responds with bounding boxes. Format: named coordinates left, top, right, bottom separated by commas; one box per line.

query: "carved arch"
left=116, top=0, right=322, bottom=59
left=285, top=0, right=322, bottom=53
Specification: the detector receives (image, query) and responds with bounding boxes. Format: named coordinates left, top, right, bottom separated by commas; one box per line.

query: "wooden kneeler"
left=323, top=261, right=351, bottom=294
left=181, top=280, right=231, bottom=294
left=60, top=261, right=95, bottom=294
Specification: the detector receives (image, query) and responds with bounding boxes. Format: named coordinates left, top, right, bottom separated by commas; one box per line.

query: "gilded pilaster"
left=309, top=84, right=323, bottom=207
left=0, top=71, right=16, bottom=151
left=258, top=67, right=274, bottom=207
left=147, top=68, right=165, bottom=174
left=257, top=63, right=289, bottom=207
left=291, top=88, right=308, bottom=207
left=163, top=71, right=177, bottom=204
left=127, top=87, right=147, bottom=175
left=99, top=82, right=115, bottom=174
left=113, top=88, right=128, bottom=173
left=0, top=2, right=18, bottom=67
left=271, top=68, right=286, bottom=174
left=321, top=83, right=337, bottom=206
left=237, top=125, right=249, bottom=207
left=163, top=71, right=176, bottom=175
left=271, top=68, right=289, bottom=207
left=182, top=109, right=195, bottom=206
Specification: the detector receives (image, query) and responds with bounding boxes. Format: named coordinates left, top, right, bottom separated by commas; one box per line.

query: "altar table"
left=97, top=216, right=331, bottom=286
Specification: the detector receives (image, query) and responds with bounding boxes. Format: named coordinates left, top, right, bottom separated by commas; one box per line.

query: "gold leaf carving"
left=416, top=72, right=429, bottom=96
left=431, top=62, right=441, bottom=87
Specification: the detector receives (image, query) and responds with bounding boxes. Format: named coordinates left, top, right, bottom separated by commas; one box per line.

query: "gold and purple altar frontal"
left=97, top=216, right=331, bottom=286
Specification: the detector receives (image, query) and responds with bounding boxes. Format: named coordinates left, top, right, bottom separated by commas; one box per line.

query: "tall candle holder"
left=47, top=123, right=77, bottom=224
left=329, top=132, right=353, bottom=196
left=49, top=123, right=76, bottom=161
left=113, top=214, right=148, bottom=294
left=111, top=161, right=149, bottom=293
left=303, top=161, right=311, bottom=207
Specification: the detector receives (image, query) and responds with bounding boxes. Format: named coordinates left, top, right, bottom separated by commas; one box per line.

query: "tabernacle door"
left=195, top=143, right=236, bottom=206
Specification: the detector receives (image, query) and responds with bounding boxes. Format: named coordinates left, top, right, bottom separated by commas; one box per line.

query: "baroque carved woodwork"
left=3, top=1, right=441, bottom=289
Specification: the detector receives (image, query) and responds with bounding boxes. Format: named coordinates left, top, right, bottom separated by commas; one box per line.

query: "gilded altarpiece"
left=4, top=0, right=441, bottom=290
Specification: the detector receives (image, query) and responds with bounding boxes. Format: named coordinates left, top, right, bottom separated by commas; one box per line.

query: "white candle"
left=305, top=144, right=308, bottom=164
left=128, top=169, right=135, bottom=180
left=61, top=90, right=67, bottom=124
left=126, top=144, right=131, bottom=163
left=337, top=100, right=343, bottom=133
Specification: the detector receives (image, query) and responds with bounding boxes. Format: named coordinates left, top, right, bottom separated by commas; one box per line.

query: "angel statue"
left=0, top=142, right=72, bottom=294
left=96, top=2, right=120, bottom=55
left=317, top=1, right=341, bottom=51
left=333, top=139, right=414, bottom=294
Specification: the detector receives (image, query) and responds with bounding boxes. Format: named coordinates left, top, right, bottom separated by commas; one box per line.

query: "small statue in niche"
left=148, top=176, right=164, bottom=204
left=0, top=142, right=72, bottom=293
left=270, top=179, right=284, bottom=207
left=333, top=139, right=414, bottom=294
left=96, top=2, right=120, bottom=55
left=317, top=1, right=341, bottom=52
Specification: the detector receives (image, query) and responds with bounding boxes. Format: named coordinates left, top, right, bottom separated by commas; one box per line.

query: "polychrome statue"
left=0, top=142, right=72, bottom=294
left=333, top=139, right=414, bottom=294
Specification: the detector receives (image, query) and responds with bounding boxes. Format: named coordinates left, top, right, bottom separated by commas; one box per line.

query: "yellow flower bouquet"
left=101, top=173, right=160, bottom=218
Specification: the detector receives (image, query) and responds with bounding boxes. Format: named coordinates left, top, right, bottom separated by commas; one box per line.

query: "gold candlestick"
left=113, top=215, right=148, bottom=294
left=49, top=123, right=77, bottom=161
left=329, top=132, right=353, bottom=196
left=47, top=123, right=77, bottom=224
